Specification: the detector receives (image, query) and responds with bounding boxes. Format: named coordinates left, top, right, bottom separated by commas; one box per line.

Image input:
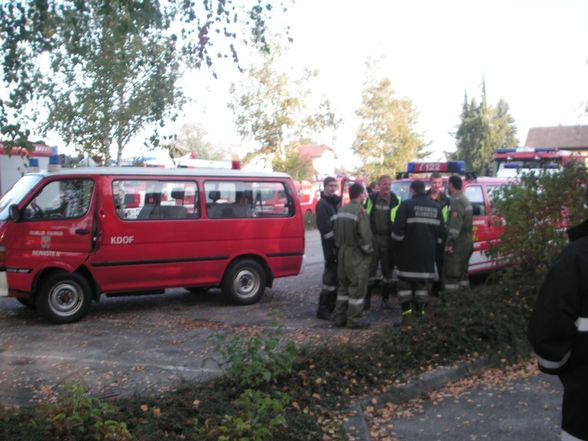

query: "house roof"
left=297, top=144, right=337, bottom=159
left=525, top=125, right=588, bottom=150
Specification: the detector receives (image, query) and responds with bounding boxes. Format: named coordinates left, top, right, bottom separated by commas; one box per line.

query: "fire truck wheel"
left=37, top=271, right=92, bottom=324
left=222, top=259, right=266, bottom=305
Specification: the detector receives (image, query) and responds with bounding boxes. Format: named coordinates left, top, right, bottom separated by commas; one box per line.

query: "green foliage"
left=272, top=143, right=314, bottom=181
left=51, top=383, right=131, bottom=441
left=0, top=1, right=283, bottom=159
left=166, top=122, right=229, bottom=161
left=352, top=61, right=425, bottom=179
left=216, top=389, right=289, bottom=441
left=210, top=317, right=297, bottom=389
left=490, top=162, right=587, bottom=291
left=229, top=47, right=339, bottom=165
left=452, top=81, right=518, bottom=175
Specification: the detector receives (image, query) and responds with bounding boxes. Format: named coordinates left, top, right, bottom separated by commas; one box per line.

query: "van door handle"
left=75, top=229, right=90, bottom=235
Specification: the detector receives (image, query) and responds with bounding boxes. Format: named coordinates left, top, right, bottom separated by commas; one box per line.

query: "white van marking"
left=32, top=250, right=61, bottom=257
left=110, top=235, right=135, bottom=245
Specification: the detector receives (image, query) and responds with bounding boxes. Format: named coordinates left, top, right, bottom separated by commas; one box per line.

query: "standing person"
left=528, top=186, right=588, bottom=441
left=364, top=175, right=400, bottom=310
left=315, top=176, right=341, bottom=320
left=391, top=180, right=444, bottom=318
left=426, top=172, right=450, bottom=296
left=444, top=175, right=473, bottom=292
left=333, top=183, right=373, bottom=329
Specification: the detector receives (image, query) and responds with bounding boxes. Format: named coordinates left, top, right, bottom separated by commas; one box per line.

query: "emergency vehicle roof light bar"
left=405, top=161, right=465, bottom=174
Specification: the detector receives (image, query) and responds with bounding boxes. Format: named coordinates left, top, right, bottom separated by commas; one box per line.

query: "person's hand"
left=445, top=245, right=454, bottom=255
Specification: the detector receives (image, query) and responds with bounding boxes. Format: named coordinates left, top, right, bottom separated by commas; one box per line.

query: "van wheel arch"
left=36, top=270, right=92, bottom=324
left=34, top=266, right=100, bottom=302
left=221, top=257, right=270, bottom=305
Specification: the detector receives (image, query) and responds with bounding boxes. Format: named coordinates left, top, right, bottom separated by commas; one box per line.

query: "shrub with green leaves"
left=216, top=389, right=289, bottom=441
left=490, top=162, right=587, bottom=293
left=51, top=383, right=131, bottom=441
left=210, top=318, right=296, bottom=388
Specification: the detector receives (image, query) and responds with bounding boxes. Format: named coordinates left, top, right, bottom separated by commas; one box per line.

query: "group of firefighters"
left=315, top=173, right=473, bottom=329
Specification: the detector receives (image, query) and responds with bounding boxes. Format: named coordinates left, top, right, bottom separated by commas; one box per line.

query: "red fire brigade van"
left=392, top=161, right=511, bottom=275
left=0, top=167, right=304, bottom=323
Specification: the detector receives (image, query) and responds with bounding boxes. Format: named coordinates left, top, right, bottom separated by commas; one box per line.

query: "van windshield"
left=0, top=175, right=43, bottom=220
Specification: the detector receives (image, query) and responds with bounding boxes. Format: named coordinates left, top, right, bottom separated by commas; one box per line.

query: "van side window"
left=22, top=179, right=94, bottom=220
left=204, top=181, right=293, bottom=219
left=464, top=185, right=485, bottom=216
left=113, top=180, right=199, bottom=220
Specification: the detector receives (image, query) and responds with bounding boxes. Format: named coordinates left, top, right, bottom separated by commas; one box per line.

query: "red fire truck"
left=391, top=161, right=511, bottom=275
left=492, top=147, right=583, bottom=178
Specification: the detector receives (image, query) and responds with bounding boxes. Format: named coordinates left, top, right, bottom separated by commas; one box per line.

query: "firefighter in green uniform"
left=444, top=175, right=473, bottom=291
left=333, top=183, right=373, bottom=329
left=363, top=174, right=400, bottom=310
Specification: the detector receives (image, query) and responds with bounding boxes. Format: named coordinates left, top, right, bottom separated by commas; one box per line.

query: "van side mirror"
left=9, top=204, right=21, bottom=222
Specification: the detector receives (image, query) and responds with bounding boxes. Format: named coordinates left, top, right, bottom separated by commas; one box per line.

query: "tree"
left=452, top=82, right=518, bottom=175
left=166, top=123, right=229, bottom=161
left=228, top=47, right=339, bottom=168
left=352, top=76, right=425, bottom=179
left=271, top=144, right=314, bottom=181
left=0, top=0, right=283, bottom=162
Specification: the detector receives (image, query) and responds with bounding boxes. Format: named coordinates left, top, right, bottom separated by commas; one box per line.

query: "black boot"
left=316, top=292, right=332, bottom=320
left=364, top=286, right=373, bottom=311
left=381, top=285, right=392, bottom=310
left=414, top=303, right=426, bottom=317
left=401, top=301, right=413, bottom=319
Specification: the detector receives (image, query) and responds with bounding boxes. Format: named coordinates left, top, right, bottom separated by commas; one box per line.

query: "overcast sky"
left=176, top=0, right=588, bottom=167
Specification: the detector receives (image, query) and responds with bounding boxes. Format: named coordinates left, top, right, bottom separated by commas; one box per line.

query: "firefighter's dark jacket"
left=364, top=191, right=400, bottom=235
left=391, top=194, right=444, bottom=280
left=528, top=217, right=588, bottom=375
left=316, top=192, right=341, bottom=258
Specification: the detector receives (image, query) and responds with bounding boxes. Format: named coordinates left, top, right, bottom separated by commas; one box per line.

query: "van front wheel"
left=222, top=259, right=266, bottom=305
left=37, top=272, right=91, bottom=324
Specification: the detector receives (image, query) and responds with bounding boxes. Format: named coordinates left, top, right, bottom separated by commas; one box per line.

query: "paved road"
left=368, top=362, right=562, bottom=441
left=0, top=229, right=399, bottom=406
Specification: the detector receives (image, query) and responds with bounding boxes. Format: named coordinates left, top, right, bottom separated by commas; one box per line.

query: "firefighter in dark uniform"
left=364, top=175, right=400, bottom=310
left=315, top=176, right=341, bottom=320
left=444, top=175, right=473, bottom=292
left=528, top=186, right=588, bottom=441
left=426, top=172, right=450, bottom=296
left=391, top=180, right=444, bottom=318
left=333, top=183, right=373, bottom=329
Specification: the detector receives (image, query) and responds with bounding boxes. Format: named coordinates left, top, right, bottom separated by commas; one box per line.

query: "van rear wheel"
left=222, top=259, right=266, bottom=305
left=37, top=271, right=91, bottom=324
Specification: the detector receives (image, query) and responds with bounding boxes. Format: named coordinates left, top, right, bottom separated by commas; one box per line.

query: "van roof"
left=28, top=167, right=292, bottom=179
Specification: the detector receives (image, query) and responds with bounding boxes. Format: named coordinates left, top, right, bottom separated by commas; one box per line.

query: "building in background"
left=0, top=143, right=56, bottom=196
left=525, top=125, right=588, bottom=161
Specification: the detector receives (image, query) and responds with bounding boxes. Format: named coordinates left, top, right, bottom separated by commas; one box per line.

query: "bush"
left=210, top=317, right=297, bottom=389
left=490, top=162, right=587, bottom=293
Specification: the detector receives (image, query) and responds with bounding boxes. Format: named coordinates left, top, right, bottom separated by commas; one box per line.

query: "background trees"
left=452, top=82, right=518, bottom=175
left=352, top=64, right=425, bottom=179
left=0, top=0, right=281, bottom=163
left=228, top=47, right=338, bottom=177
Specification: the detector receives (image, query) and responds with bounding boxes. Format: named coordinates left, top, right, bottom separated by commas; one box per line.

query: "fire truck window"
left=113, top=180, right=199, bottom=220
left=464, top=185, right=485, bottom=216
left=22, top=179, right=94, bottom=221
left=204, top=181, right=292, bottom=218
